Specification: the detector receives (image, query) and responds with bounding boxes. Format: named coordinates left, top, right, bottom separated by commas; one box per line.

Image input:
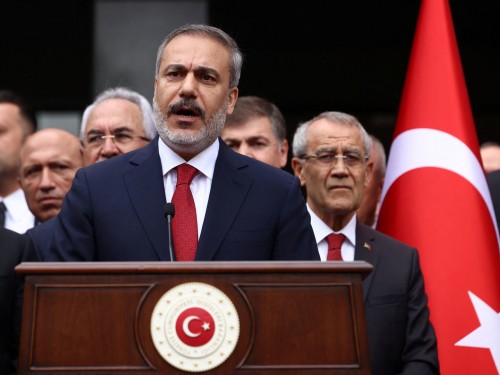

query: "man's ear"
left=279, top=140, right=289, bottom=169
left=364, top=160, right=374, bottom=189
left=226, top=87, right=239, bottom=115
left=291, top=157, right=306, bottom=187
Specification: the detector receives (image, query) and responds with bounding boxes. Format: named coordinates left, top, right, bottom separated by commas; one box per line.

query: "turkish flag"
left=376, top=0, right=500, bottom=374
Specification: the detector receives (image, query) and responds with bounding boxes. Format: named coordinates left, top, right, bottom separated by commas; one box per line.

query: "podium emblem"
left=151, top=282, right=240, bottom=372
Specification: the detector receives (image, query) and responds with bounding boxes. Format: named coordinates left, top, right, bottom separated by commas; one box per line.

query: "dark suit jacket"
left=486, top=169, right=500, bottom=232
left=0, top=227, right=38, bottom=375
left=355, top=223, right=439, bottom=375
left=44, top=138, right=319, bottom=261
left=25, top=217, right=56, bottom=261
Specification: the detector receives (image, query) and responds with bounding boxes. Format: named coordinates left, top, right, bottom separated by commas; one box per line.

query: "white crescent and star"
left=150, top=282, right=240, bottom=372
left=182, top=315, right=211, bottom=337
left=380, top=128, right=500, bottom=371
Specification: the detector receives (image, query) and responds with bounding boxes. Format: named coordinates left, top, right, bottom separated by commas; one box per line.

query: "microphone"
left=163, top=203, right=175, bottom=261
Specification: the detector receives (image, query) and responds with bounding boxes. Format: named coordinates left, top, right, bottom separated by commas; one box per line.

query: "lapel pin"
left=363, top=242, right=372, bottom=251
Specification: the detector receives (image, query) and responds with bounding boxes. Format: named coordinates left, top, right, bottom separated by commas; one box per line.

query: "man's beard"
left=153, top=97, right=228, bottom=156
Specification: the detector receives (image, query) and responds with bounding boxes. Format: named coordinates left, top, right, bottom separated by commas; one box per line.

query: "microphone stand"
left=164, top=203, right=175, bottom=261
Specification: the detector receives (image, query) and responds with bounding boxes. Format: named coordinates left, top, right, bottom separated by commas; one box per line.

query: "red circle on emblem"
left=175, top=307, right=215, bottom=347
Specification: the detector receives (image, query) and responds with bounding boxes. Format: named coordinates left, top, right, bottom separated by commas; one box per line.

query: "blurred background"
left=1, top=0, right=498, bottom=158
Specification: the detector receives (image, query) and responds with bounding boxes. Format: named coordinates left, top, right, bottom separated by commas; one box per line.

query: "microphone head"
left=163, top=203, right=175, bottom=218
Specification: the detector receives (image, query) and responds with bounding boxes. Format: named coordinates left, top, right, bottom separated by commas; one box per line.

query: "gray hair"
left=155, top=24, right=243, bottom=88
left=225, top=96, right=287, bottom=142
left=292, top=111, right=372, bottom=158
left=80, top=87, right=157, bottom=140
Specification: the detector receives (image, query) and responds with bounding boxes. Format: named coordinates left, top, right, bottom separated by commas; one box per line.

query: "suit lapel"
left=196, top=141, right=253, bottom=260
left=354, top=222, right=379, bottom=301
left=122, top=139, right=169, bottom=260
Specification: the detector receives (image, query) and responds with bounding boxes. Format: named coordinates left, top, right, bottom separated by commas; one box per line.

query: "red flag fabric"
left=376, top=0, right=500, bottom=374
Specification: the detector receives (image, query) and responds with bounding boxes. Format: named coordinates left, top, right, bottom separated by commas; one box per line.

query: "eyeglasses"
left=300, top=152, right=368, bottom=168
left=84, top=132, right=150, bottom=149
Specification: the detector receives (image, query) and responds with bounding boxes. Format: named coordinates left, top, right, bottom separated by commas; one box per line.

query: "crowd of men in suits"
left=4, top=22, right=499, bottom=375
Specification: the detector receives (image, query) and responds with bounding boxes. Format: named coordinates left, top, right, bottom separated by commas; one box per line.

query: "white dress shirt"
left=307, top=204, right=357, bottom=261
left=158, top=138, right=219, bottom=239
left=1, top=188, right=35, bottom=233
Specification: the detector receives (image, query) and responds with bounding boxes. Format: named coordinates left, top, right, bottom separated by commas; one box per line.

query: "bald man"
left=19, top=128, right=82, bottom=223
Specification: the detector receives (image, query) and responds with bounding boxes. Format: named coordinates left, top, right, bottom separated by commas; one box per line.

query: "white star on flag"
left=455, top=291, right=500, bottom=373
left=375, top=0, right=500, bottom=372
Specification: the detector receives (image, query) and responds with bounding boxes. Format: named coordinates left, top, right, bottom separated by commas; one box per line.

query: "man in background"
left=291, top=111, right=438, bottom=374
left=0, top=90, right=36, bottom=233
left=26, top=88, right=155, bottom=260
left=480, top=141, right=500, bottom=173
left=19, top=128, right=82, bottom=224
left=222, top=96, right=288, bottom=168
left=486, top=169, right=500, bottom=233
left=80, top=87, right=157, bottom=166
left=357, top=134, right=386, bottom=227
left=0, top=227, right=38, bottom=375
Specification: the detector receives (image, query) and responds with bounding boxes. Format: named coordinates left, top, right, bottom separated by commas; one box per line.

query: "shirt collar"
left=157, top=137, right=219, bottom=180
left=307, top=204, right=357, bottom=247
left=2, top=188, right=32, bottom=221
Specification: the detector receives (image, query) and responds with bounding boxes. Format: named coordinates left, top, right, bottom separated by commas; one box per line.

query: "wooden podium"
left=16, top=261, right=372, bottom=374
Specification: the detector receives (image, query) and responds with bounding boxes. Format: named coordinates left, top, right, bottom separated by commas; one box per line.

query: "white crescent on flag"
left=375, top=0, right=500, bottom=372
left=380, top=128, right=500, bottom=247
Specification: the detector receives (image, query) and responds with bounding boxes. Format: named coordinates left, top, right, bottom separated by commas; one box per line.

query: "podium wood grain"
left=16, top=261, right=372, bottom=374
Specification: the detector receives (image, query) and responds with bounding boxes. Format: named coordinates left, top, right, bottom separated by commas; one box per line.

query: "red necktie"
left=326, top=233, right=345, bottom=261
left=172, top=164, right=198, bottom=261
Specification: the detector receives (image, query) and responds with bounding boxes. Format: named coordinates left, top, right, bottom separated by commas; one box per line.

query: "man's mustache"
left=167, top=99, right=206, bottom=119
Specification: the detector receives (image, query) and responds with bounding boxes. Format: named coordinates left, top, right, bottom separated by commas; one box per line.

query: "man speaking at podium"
left=44, top=24, right=318, bottom=262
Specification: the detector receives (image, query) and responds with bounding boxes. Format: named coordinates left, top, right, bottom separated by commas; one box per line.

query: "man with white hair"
left=27, top=87, right=157, bottom=260
left=291, top=111, right=438, bottom=374
left=80, top=87, right=157, bottom=166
